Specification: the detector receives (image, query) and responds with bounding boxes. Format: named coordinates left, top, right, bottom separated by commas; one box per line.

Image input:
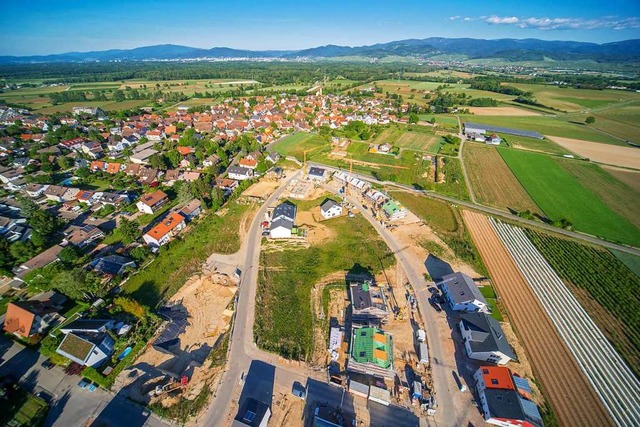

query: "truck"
left=416, top=329, right=426, bottom=343
left=419, top=342, right=429, bottom=366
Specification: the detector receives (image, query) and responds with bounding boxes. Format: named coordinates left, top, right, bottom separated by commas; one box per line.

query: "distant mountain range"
left=1, top=37, right=639, bottom=64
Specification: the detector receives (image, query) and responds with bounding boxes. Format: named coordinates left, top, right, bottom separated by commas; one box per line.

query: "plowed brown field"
left=462, top=210, right=613, bottom=427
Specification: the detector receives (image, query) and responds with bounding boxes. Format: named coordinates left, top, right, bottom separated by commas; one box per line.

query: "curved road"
left=307, top=161, right=640, bottom=257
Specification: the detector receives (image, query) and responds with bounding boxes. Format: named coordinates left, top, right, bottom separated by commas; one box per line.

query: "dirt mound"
left=297, top=208, right=336, bottom=245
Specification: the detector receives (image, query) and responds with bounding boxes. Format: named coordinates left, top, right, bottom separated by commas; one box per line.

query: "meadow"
left=255, top=202, right=394, bottom=360
left=123, top=200, right=254, bottom=307
left=498, top=148, right=640, bottom=246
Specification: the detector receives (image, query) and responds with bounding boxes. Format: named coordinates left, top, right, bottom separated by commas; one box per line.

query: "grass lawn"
left=395, top=131, right=442, bottom=152
left=418, top=114, right=459, bottom=131
left=123, top=200, right=255, bottom=306
left=458, top=114, right=624, bottom=145
left=0, top=386, right=48, bottom=427
left=479, top=286, right=503, bottom=321
left=255, top=203, right=394, bottom=360
left=499, top=135, right=569, bottom=156
left=556, top=97, right=616, bottom=109
left=498, top=149, right=640, bottom=246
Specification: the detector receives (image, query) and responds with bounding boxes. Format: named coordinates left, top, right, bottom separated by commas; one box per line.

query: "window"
left=482, top=369, right=489, bottom=374
left=491, top=379, right=499, bottom=385
left=359, top=351, right=366, bottom=357
left=243, top=411, right=256, bottom=422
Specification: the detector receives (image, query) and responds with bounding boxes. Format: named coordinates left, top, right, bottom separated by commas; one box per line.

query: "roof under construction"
left=350, top=327, right=393, bottom=369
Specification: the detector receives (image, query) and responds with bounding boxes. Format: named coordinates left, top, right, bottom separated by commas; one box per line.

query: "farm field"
left=417, top=114, right=459, bottom=131
left=525, top=229, right=640, bottom=377
left=492, top=220, right=640, bottom=426
left=573, top=112, right=640, bottom=144
left=556, top=160, right=640, bottom=229
left=462, top=144, right=542, bottom=214
left=395, top=131, right=442, bottom=152
left=122, top=199, right=255, bottom=307
left=38, top=100, right=150, bottom=113
left=601, top=166, right=640, bottom=192
left=466, top=106, right=541, bottom=116
left=255, top=200, right=394, bottom=360
left=500, top=134, right=569, bottom=155
left=498, top=148, right=640, bottom=246
left=463, top=210, right=614, bottom=427
left=551, top=138, right=640, bottom=169
left=508, top=83, right=639, bottom=112
left=458, top=114, right=624, bottom=145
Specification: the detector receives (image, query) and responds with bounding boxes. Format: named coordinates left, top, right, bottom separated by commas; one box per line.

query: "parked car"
left=35, top=390, right=54, bottom=404
left=292, top=381, right=306, bottom=400
left=77, top=379, right=90, bottom=389
left=41, top=359, right=54, bottom=370
left=429, top=296, right=442, bottom=312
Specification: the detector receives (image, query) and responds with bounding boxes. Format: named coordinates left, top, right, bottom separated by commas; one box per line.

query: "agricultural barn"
left=463, top=122, right=544, bottom=140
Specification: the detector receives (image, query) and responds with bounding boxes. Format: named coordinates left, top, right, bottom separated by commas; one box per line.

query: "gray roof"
left=233, top=398, right=270, bottom=427
left=463, top=122, right=544, bottom=140
left=308, top=166, right=326, bottom=177
left=61, top=319, right=111, bottom=333
left=440, top=272, right=487, bottom=305
left=484, top=389, right=528, bottom=422
left=320, top=199, right=341, bottom=213
left=273, top=201, right=296, bottom=222
left=228, top=165, right=252, bottom=176
left=460, top=312, right=515, bottom=359
left=270, top=217, right=293, bottom=231
left=350, top=282, right=372, bottom=310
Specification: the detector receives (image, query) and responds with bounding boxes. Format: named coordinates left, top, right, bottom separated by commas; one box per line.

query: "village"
left=0, top=82, right=599, bottom=427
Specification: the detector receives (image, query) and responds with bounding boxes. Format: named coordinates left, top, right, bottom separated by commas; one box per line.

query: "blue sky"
left=1, top=0, right=639, bottom=55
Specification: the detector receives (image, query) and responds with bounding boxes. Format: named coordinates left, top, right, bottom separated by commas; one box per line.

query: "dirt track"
left=462, top=210, right=613, bottom=427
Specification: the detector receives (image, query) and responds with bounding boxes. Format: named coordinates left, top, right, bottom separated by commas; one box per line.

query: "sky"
left=1, top=0, right=639, bottom=55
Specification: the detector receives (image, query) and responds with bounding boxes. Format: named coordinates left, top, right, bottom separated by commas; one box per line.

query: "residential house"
left=62, top=225, right=104, bottom=248
left=136, top=190, right=169, bottom=214
left=24, top=183, right=47, bottom=198
left=143, top=212, right=186, bottom=247
left=100, top=192, right=129, bottom=206
left=13, top=244, right=63, bottom=279
left=349, top=280, right=389, bottom=324
left=124, top=163, right=141, bottom=176
left=347, top=326, right=395, bottom=379
left=106, top=162, right=123, bottom=174
left=72, top=106, right=105, bottom=117
left=381, top=200, right=407, bottom=221
left=56, top=332, right=115, bottom=368
left=145, top=130, right=163, bottom=141
left=202, top=154, right=220, bottom=168
left=130, top=148, right=158, bottom=165
left=90, top=255, right=136, bottom=277
left=232, top=398, right=271, bottom=427
left=272, top=201, right=296, bottom=223
left=43, top=185, right=68, bottom=202
left=265, top=152, right=280, bottom=163
left=269, top=218, right=294, bottom=239
left=3, top=299, right=60, bottom=339
left=81, top=141, right=104, bottom=159
left=439, top=272, right=488, bottom=313
left=215, top=178, right=238, bottom=195
left=320, top=199, right=343, bottom=220
left=60, top=319, right=114, bottom=335
left=179, top=171, right=201, bottom=182
left=90, top=160, right=106, bottom=172
left=459, top=312, right=515, bottom=365
left=239, top=158, right=258, bottom=170
left=486, top=134, right=502, bottom=145
left=307, top=166, right=327, bottom=181
left=474, top=366, right=543, bottom=427
left=179, top=199, right=203, bottom=221
left=228, top=166, right=254, bottom=181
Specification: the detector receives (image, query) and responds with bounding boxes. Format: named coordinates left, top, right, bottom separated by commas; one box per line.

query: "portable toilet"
left=412, top=381, right=422, bottom=400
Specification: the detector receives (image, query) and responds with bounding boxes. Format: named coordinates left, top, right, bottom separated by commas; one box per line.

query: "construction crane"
left=346, top=155, right=354, bottom=196
left=303, top=144, right=326, bottom=177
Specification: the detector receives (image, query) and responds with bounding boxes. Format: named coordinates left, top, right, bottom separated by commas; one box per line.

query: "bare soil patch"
left=548, top=136, right=640, bottom=170
left=296, top=207, right=336, bottom=245
left=466, top=106, right=542, bottom=116
left=117, top=272, right=237, bottom=407
left=241, top=177, right=283, bottom=199
left=462, top=210, right=614, bottom=427
left=463, top=144, right=542, bottom=215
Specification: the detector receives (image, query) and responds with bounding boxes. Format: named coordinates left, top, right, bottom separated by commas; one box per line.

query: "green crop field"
left=498, top=149, right=640, bottom=246
left=255, top=201, right=394, bottom=360
left=458, top=114, right=624, bottom=145
left=508, top=83, right=639, bottom=112
left=371, top=126, right=405, bottom=145
left=395, top=131, right=442, bottom=152
left=498, top=135, right=569, bottom=156
left=558, top=160, right=640, bottom=230
left=525, top=230, right=640, bottom=377
left=271, top=132, right=329, bottom=160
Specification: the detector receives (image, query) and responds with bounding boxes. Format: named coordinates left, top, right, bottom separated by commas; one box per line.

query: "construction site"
left=114, top=271, right=238, bottom=410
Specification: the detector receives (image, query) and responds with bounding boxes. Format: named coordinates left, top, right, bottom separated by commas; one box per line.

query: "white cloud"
left=486, top=16, right=519, bottom=25
left=449, top=16, right=461, bottom=21
left=481, top=15, right=640, bottom=30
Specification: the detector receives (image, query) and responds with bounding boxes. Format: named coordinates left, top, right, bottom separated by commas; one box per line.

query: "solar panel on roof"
left=463, top=122, right=544, bottom=139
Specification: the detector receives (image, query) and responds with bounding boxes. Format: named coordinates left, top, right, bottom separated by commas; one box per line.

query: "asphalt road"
left=308, top=161, right=640, bottom=257
left=0, top=336, right=168, bottom=427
